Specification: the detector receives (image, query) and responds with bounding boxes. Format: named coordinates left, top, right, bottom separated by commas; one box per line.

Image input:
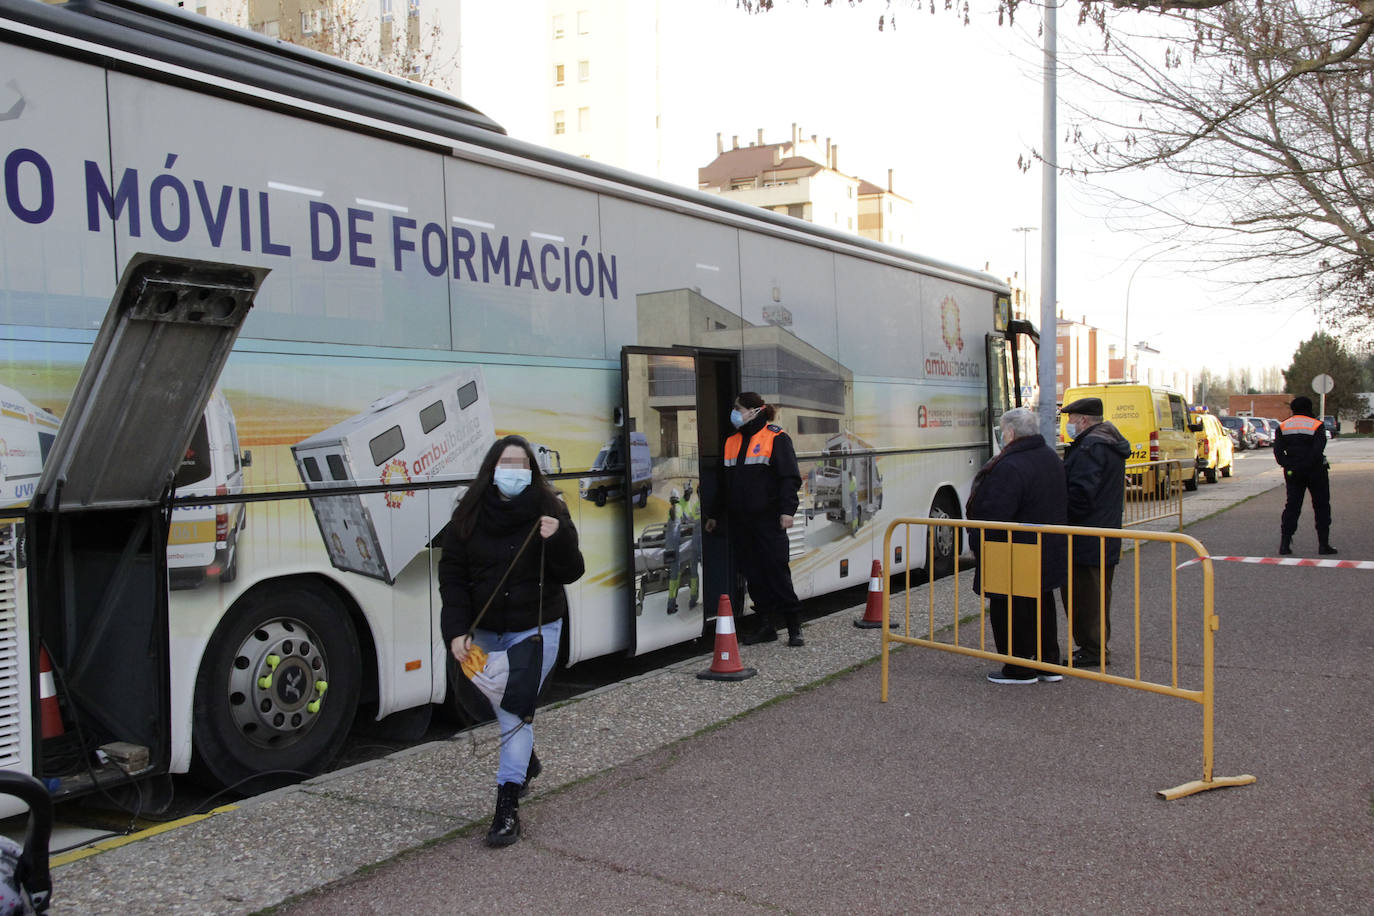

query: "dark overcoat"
left=1062, top=420, right=1131, bottom=566
left=966, top=433, right=1067, bottom=595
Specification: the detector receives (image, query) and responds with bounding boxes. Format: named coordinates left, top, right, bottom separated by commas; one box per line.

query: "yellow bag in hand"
left=460, top=644, right=488, bottom=681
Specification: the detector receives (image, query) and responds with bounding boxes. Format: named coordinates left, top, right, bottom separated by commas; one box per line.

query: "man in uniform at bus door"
left=664, top=489, right=699, bottom=614
left=1275, top=396, right=1336, bottom=556
left=1059, top=396, right=1130, bottom=669
left=704, top=393, right=806, bottom=647
left=966, top=407, right=1067, bottom=684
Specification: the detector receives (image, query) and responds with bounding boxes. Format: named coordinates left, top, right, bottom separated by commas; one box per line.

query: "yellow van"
left=1059, top=383, right=1200, bottom=492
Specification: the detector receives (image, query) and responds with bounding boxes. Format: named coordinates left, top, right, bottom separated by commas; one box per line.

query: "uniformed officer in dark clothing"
left=1274, top=395, right=1336, bottom=555
left=704, top=391, right=805, bottom=647
left=1059, top=395, right=1131, bottom=668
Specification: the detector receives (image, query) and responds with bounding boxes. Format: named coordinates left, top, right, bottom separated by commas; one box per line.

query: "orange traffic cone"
left=854, top=559, right=891, bottom=628
left=697, top=595, right=757, bottom=681
left=38, top=646, right=63, bottom=738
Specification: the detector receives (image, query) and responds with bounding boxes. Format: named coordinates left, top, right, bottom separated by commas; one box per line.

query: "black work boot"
left=486, top=782, right=522, bottom=847
left=520, top=749, right=542, bottom=799
left=740, top=614, right=778, bottom=644
left=784, top=611, right=804, bottom=647
left=1318, top=536, right=1338, bottom=555
left=1279, top=536, right=1293, bottom=555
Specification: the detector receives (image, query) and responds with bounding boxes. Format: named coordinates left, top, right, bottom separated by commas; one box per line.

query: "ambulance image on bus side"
left=806, top=431, right=883, bottom=536
left=0, top=384, right=58, bottom=511
left=167, top=388, right=251, bottom=589
left=579, top=431, right=651, bottom=508
left=292, top=368, right=496, bottom=583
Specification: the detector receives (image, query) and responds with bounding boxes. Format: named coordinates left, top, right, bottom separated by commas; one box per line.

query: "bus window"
left=37, top=431, right=55, bottom=464
left=175, top=419, right=213, bottom=488
left=420, top=400, right=446, bottom=433
left=457, top=381, right=479, bottom=410
left=370, top=426, right=405, bottom=466
left=326, top=454, right=349, bottom=481
left=301, top=456, right=323, bottom=482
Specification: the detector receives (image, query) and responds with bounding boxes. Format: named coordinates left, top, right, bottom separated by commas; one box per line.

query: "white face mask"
left=1065, top=422, right=1078, bottom=439
left=493, top=467, right=531, bottom=498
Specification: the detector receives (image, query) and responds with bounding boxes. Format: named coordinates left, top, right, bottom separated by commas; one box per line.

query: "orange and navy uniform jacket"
left=1274, top=412, right=1327, bottom=474
left=712, top=420, right=802, bottom=521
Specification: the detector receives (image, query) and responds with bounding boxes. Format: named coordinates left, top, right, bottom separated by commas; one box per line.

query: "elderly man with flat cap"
left=1059, top=395, right=1130, bottom=668
left=1274, top=395, right=1336, bottom=555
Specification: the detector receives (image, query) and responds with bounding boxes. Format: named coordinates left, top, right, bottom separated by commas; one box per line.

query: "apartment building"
left=1056, top=312, right=1193, bottom=400
left=697, top=127, right=914, bottom=245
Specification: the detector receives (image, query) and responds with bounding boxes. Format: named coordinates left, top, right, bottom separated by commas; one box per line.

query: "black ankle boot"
left=1279, top=536, right=1292, bottom=555
left=740, top=617, right=777, bottom=644
left=1319, top=542, right=1338, bottom=555
left=520, top=749, right=542, bottom=799
left=486, top=782, right=522, bottom=847
left=784, top=611, right=804, bottom=647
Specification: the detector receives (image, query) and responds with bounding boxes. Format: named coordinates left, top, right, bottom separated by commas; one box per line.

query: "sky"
left=454, top=0, right=1321, bottom=377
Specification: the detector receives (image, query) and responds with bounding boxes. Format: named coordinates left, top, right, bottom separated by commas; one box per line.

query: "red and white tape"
left=1177, top=555, right=1374, bottom=570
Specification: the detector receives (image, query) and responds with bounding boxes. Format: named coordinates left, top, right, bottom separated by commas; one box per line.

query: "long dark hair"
left=737, top=391, right=776, bottom=423
left=448, top=435, right=562, bottom=539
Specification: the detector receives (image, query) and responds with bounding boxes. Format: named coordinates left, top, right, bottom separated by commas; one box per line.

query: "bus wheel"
left=927, top=493, right=961, bottom=580
left=191, top=582, right=361, bottom=794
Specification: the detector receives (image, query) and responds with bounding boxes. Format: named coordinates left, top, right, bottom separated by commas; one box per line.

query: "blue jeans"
left=472, top=619, right=562, bottom=786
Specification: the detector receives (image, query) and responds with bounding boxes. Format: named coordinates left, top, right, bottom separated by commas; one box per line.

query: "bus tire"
left=191, top=581, right=361, bottom=794
left=927, top=492, right=961, bottom=580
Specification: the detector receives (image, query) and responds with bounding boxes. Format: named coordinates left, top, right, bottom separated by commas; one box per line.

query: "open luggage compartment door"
left=25, top=255, right=266, bottom=795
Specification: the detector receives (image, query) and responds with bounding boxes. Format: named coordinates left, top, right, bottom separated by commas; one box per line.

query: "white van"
left=167, top=388, right=251, bottom=589
left=579, top=432, right=652, bottom=508
left=292, top=368, right=496, bottom=583
left=0, top=384, right=59, bottom=511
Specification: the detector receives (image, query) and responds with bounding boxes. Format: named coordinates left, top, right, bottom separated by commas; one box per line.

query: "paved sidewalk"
left=51, top=448, right=1374, bottom=914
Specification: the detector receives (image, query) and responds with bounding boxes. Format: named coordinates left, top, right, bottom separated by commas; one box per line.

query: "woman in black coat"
left=439, top=435, right=584, bottom=846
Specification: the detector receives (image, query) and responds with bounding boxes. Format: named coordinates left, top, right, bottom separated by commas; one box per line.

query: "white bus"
left=0, top=0, right=1034, bottom=803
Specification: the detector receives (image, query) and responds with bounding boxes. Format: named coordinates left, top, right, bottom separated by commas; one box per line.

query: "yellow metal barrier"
left=1122, top=458, right=1184, bottom=531
left=883, top=516, right=1255, bottom=800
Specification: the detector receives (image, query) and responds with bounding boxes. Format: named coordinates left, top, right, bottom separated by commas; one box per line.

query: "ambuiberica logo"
left=925, top=295, right=981, bottom=379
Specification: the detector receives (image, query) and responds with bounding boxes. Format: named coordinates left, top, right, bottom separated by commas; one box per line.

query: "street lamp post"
left=1012, top=226, right=1037, bottom=315
left=1123, top=244, right=1180, bottom=382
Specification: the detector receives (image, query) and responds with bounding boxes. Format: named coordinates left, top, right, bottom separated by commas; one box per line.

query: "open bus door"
left=619, top=347, right=738, bottom=656
left=986, top=299, right=1039, bottom=452
left=25, top=255, right=264, bottom=797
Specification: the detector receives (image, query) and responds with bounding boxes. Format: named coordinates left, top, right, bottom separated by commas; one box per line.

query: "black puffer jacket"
left=1062, top=419, right=1131, bottom=566
left=438, top=485, right=584, bottom=644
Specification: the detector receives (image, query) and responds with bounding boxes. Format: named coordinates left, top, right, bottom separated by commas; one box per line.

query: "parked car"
left=1245, top=416, right=1273, bottom=448
left=1257, top=417, right=1280, bottom=443
left=1322, top=415, right=1340, bottom=438
left=1193, top=413, right=1235, bottom=483
left=1219, top=415, right=1256, bottom=450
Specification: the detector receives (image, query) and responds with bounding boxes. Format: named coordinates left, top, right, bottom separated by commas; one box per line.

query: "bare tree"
left=244, top=0, right=457, bottom=90
left=1061, top=1, right=1373, bottom=325
left=739, top=0, right=1374, bottom=331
